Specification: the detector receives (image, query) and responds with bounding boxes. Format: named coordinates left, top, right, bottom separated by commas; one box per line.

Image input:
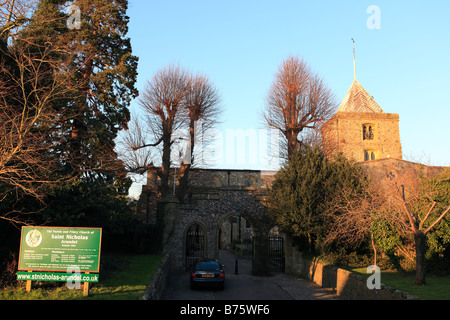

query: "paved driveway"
left=162, top=250, right=336, bottom=300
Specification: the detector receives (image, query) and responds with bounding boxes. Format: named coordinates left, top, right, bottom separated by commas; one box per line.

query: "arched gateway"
left=149, top=169, right=281, bottom=275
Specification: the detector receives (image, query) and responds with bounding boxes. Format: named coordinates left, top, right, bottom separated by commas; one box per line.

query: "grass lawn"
left=352, top=268, right=450, bottom=300
left=0, top=254, right=162, bottom=300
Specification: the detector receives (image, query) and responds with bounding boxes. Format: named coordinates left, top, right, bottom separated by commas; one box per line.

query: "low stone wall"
left=335, top=268, right=419, bottom=300
left=285, top=237, right=419, bottom=300
left=285, top=245, right=337, bottom=289
left=140, top=252, right=172, bottom=300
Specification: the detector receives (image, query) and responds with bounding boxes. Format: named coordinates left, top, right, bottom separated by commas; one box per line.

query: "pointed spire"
left=352, top=38, right=356, bottom=80
left=336, top=39, right=384, bottom=113
left=337, top=80, right=384, bottom=113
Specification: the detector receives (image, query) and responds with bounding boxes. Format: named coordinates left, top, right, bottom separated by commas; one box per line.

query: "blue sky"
left=125, top=0, right=450, bottom=197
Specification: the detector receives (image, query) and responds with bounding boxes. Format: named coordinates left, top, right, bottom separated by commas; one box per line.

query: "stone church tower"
left=322, top=78, right=403, bottom=162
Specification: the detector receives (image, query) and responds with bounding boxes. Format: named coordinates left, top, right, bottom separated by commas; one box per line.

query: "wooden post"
left=26, top=270, right=32, bottom=293
left=83, top=272, right=90, bottom=297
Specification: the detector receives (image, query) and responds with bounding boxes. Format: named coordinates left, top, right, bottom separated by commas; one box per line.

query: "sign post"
left=17, top=226, right=102, bottom=296
left=26, top=271, right=32, bottom=293
left=84, top=272, right=90, bottom=297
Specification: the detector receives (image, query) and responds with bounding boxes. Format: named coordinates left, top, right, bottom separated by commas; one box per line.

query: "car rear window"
left=196, top=261, right=220, bottom=270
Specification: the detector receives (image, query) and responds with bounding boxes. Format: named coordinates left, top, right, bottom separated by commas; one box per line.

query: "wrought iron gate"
left=268, top=236, right=285, bottom=272
left=185, top=231, right=205, bottom=270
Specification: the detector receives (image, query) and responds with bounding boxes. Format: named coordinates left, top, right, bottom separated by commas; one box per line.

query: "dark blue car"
left=190, top=259, right=225, bottom=290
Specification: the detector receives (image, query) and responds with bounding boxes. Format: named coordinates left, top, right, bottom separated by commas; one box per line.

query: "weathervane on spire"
left=352, top=38, right=357, bottom=81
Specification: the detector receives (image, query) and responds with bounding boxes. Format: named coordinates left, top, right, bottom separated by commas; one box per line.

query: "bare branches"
left=185, top=73, right=222, bottom=129
left=325, top=183, right=384, bottom=247
left=118, top=65, right=222, bottom=199
left=175, top=72, right=222, bottom=201
left=139, top=65, right=190, bottom=136
left=384, top=171, right=450, bottom=237
left=117, top=114, right=159, bottom=175
left=329, top=168, right=450, bottom=242
left=0, top=0, right=37, bottom=40
left=137, top=65, right=190, bottom=195
left=0, top=24, right=80, bottom=224
left=262, top=56, right=336, bottom=156
left=326, top=167, right=450, bottom=284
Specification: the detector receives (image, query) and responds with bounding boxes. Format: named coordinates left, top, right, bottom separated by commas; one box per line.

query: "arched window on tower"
left=364, top=150, right=377, bottom=161
left=363, top=124, right=375, bottom=140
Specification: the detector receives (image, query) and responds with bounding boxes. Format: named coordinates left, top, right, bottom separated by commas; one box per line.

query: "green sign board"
left=18, top=227, right=102, bottom=273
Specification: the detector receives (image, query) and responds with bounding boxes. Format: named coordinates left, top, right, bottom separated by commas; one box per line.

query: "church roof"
left=337, top=79, right=384, bottom=113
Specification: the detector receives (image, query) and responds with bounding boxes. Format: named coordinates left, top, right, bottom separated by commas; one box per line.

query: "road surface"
left=162, top=250, right=336, bottom=300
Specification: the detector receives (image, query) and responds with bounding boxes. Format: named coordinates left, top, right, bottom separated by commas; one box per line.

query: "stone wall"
left=140, top=251, right=172, bottom=300
left=335, top=268, right=418, bottom=300
left=359, top=157, right=447, bottom=182
left=187, top=168, right=276, bottom=190
left=284, top=235, right=419, bottom=300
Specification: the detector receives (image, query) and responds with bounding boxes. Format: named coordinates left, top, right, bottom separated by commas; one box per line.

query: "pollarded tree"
left=120, top=66, right=222, bottom=200
left=129, top=65, right=190, bottom=196
left=262, top=56, right=336, bottom=158
left=175, top=72, right=222, bottom=201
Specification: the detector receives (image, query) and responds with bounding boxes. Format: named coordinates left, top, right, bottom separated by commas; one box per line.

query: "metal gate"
left=268, top=236, right=285, bottom=272
left=185, top=231, right=205, bottom=270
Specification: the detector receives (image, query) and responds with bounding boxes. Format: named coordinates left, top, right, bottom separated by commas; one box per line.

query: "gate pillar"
left=156, top=195, right=180, bottom=250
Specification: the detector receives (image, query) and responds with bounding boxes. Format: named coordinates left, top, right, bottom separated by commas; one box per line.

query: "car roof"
left=196, top=258, right=220, bottom=263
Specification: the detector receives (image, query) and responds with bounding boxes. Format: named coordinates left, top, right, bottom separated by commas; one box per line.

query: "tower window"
left=363, top=124, right=375, bottom=140
left=364, top=150, right=377, bottom=161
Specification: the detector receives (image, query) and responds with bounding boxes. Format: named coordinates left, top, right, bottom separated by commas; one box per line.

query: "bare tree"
left=0, top=33, right=78, bottom=224
left=125, top=65, right=189, bottom=196
left=262, top=55, right=336, bottom=157
left=175, top=72, right=222, bottom=201
left=326, top=168, right=450, bottom=286
left=118, top=67, right=222, bottom=201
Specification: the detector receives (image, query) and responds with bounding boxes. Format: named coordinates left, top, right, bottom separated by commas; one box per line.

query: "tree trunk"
left=371, top=232, right=377, bottom=266
left=286, top=130, right=299, bottom=157
left=175, top=122, right=195, bottom=202
left=414, top=231, right=427, bottom=286
left=160, top=135, right=172, bottom=197
left=176, top=163, right=190, bottom=202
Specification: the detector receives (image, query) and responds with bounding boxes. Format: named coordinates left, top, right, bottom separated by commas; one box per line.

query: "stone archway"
left=156, top=169, right=277, bottom=275
left=216, top=212, right=254, bottom=259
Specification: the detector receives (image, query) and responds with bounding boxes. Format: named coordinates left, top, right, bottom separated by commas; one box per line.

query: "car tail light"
left=218, top=272, right=225, bottom=278
left=190, top=272, right=196, bottom=278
